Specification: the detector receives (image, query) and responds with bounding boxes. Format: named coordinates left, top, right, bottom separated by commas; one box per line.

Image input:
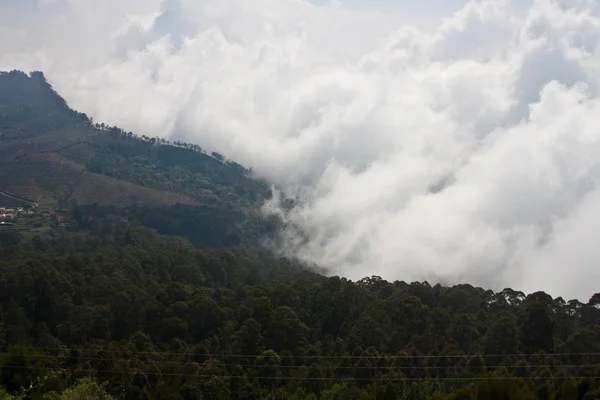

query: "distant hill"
left=0, top=70, right=277, bottom=248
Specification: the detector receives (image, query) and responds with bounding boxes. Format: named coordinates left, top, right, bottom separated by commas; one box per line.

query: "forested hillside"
left=1, top=219, right=600, bottom=399
left=0, top=70, right=276, bottom=245
left=1, top=71, right=600, bottom=399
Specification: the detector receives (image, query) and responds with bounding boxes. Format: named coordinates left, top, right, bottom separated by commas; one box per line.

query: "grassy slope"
left=0, top=152, right=199, bottom=208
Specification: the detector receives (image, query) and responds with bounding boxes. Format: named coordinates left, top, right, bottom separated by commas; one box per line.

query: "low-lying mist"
left=2, top=0, right=600, bottom=300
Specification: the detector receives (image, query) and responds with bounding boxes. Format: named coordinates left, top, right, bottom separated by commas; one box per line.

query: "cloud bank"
left=2, top=0, right=600, bottom=300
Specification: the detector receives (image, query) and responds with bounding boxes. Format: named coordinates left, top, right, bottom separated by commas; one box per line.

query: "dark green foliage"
left=72, top=203, right=244, bottom=248
left=1, top=218, right=600, bottom=399
left=86, top=139, right=271, bottom=208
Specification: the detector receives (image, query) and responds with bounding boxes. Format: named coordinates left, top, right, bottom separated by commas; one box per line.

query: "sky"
left=1, top=0, right=600, bottom=301
left=309, top=0, right=473, bottom=23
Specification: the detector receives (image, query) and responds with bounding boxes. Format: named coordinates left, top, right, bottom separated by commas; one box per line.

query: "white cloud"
left=2, top=0, right=600, bottom=300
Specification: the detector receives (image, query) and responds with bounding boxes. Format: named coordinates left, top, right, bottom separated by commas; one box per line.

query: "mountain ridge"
left=0, top=70, right=265, bottom=198
left=0, top=69, right=285, bottom=252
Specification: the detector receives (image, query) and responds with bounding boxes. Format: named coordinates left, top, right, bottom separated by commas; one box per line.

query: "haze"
left=2, top=0, right=600, bottom=300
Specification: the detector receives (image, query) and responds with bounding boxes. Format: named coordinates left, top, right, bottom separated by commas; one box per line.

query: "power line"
left=3, top=354, right=600, bottom=370
left=0, top=365, right=598, bottom=382
left=12, top=346, right=600, bottom=360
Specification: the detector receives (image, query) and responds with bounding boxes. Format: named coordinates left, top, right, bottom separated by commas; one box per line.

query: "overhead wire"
left=8, top=346, right=600, bottom=360
left=0, top=364, right=599, bottom=381
left=2, top=354, right=600, bottom=370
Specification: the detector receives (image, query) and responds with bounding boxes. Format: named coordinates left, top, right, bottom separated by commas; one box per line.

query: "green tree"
left=44, top=378, right=114, bottom=400
left=520, top=302, right=554, bottom=353
left=484, top=314, right=520, bottom=355
left=0, top=345, right=48, bottom=394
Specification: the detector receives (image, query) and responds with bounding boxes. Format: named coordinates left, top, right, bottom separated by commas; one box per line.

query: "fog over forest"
left=3, top=0, right=600, bottom=300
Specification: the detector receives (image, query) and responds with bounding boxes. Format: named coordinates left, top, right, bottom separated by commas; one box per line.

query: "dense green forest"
left=1, top=70, right=600, bottom=399
left=1, top=206, right=600, bottom=399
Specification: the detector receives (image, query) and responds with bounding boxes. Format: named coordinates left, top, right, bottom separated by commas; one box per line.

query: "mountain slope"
left=0, top=70, right=269, bottom=205
left=0, top=70, right=276, bottom=247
